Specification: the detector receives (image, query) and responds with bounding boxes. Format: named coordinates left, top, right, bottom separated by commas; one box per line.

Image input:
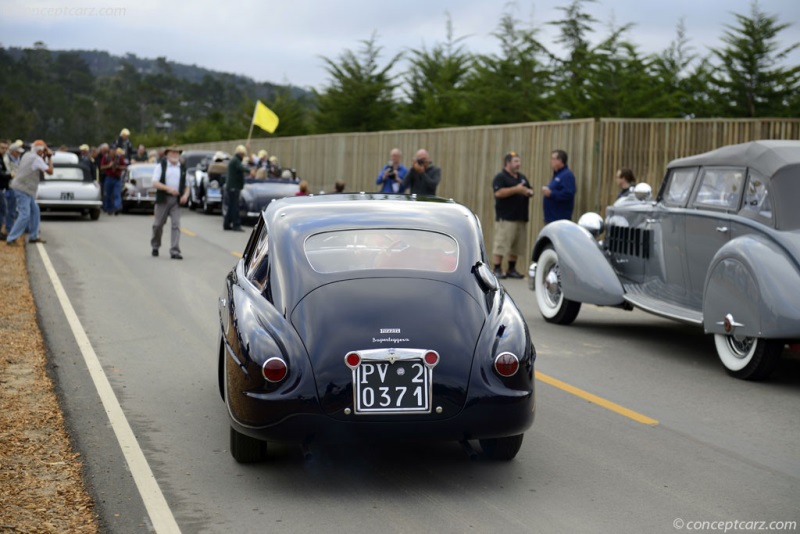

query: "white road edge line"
left=36, top=243, right=181, bottom=534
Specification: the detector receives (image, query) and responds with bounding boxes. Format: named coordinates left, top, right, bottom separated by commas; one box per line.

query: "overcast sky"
left=2, top=0, right=799, bottom=91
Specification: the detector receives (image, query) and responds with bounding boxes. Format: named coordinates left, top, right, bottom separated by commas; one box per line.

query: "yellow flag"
left=252, top=100, right=279, bottom=134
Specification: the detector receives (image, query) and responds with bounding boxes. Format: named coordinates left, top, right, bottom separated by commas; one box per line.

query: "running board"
left=623, top=293, right=703, bottom=325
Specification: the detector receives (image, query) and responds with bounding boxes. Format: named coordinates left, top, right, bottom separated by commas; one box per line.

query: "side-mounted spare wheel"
left=714, top=335, right=783, bottom=381
left=534, top=246, right=581, bottom=325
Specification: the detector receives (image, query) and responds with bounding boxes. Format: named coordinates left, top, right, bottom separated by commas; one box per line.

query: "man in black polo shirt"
left=492, top=151, right=534, bottom=279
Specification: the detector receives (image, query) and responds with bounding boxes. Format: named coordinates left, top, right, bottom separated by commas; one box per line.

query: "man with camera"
left=376, top=148, right=408, bottom=193
left=6, top=139, right=52, bottom=245
left=100, top=147, right=128, bottom=215
left=402, top=149, right=441, bottom=196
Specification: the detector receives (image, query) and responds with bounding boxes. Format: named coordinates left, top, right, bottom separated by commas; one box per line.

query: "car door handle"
left=716, top=226, right=728, bottom=233
left=646, top=219, right=659, bottom=224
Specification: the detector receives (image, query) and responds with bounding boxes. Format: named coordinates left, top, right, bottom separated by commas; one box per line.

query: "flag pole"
left=246, top=101, right=257, bottom=148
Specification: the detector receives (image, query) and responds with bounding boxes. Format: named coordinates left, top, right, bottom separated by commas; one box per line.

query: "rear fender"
left=704, top=236, right=800, bottom=338
left=532, top=220, right=624, bottom=306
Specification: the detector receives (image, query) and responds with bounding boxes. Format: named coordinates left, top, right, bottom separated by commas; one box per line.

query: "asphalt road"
left=27, top=209, right=800, bottom=534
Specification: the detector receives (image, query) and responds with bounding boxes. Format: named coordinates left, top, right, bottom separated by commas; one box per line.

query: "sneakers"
left=506, top=270, right=524, bottom=279
left=28, top=237, right=47, bottom=244
left=171, top=253, right=183, bottom=260
left=493, top=268, right=507, bottom=280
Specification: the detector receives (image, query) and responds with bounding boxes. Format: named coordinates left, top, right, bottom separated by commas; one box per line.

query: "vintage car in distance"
left=528, top=140, right=800, bottom=381
left=221, top=173, right=300, bottom=224
left=218, top=194, right=536, bottom=463
left=37, top=151, right=101, bottom=220
left=188, top=151, right=229, bottom=214
left=121, top=163, right=158, bottom=213
left=183, top=149, right=216, bottom=211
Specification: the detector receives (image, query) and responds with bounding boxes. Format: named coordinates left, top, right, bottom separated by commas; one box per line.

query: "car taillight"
left=344, top=352, right=361, bottom=369
left=262, top=357, right=288, bottom=382
left=424, top=350, right=440, bottom=367
left=494, top=352, right=519, bottom=377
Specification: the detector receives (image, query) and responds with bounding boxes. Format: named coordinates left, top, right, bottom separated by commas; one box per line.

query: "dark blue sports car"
left=218, top=194, right=536, bottom=462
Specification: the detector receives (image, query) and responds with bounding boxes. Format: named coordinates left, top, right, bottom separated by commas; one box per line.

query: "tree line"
left=0, top=0, right=797, bottom=147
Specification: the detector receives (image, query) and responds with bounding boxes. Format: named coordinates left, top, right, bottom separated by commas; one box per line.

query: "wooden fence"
left=181, top=118, right=800, bottom=264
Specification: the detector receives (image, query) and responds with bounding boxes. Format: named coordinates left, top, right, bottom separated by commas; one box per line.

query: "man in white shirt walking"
left=151, top=146, right=189, bottom=259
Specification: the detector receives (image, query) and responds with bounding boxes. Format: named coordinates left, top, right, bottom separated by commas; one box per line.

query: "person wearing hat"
left=114, top=128, right=133, bottom=161
left=208, top=151, right=229, bottom=181
left=100, top=146, right=128, bottom=215
left=150, top=146, right=190, bottom=259
left=224, top=145, right=251, bottom=231
left=3, top=141, right=25, bottom=233
left=267, top=155, right=282, bottom=179
left=6, top=140, right=52, bottom=245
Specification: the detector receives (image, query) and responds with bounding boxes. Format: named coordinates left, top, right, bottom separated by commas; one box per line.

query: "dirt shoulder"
left=0, top=242, right=98, bottom=532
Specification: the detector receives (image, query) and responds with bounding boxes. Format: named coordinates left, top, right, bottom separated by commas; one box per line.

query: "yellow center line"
left=181, top=228, right=196, bottom=237
left=231, top=251, right=242, bottom=258
left=535, top=370, right=659, bottom=426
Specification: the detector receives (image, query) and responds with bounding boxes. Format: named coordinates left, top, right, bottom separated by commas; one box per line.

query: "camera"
left=416, top=158, right=425, bottom=166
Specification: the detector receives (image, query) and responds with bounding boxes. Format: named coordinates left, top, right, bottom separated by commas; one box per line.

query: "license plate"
left=353, top=359, right=431, bottom=414
left=60, top=192, right=74, bottom=200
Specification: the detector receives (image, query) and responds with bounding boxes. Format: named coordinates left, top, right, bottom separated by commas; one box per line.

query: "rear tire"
left=230, top=426, right=268, bottom=463
left=714, top=335, right=783, bottom=381
left=479, top=434, right=524, bottom=461
left=90, top=209, right=101, bottom=220
left=534, top=247, right=581, bottom=325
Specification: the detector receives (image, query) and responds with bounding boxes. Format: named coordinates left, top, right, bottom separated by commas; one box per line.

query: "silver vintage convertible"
left=528, top=140, right=800, bottom=380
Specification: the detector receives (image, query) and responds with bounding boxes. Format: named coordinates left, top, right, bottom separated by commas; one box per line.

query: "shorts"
left=492, top=219, right=527, bottom=258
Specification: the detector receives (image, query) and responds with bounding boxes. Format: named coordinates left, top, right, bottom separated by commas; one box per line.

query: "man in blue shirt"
left=376, top=148, right=408, bottom=193
left=542, top=149, right=576, bottom=223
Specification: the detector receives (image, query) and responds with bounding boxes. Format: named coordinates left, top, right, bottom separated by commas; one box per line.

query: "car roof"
left=263, top=194, right=479, bottom=241
left=260, top=194, right=486, bottom=308
left=52, top=151, right=79, bottom=164
left=668, top=140, right=800, bottom=178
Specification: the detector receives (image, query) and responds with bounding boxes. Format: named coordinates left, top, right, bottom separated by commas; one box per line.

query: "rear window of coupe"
left=305, top=229, right=459, bottom=274
left=48, top=167, right=86, bottom=181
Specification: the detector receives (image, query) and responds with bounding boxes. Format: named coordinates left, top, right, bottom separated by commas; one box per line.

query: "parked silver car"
left=121, top=163, right=158, bottom=213
left=528, top=140, right=800, bottom=380
left=37, top=151, right=101, bottom=220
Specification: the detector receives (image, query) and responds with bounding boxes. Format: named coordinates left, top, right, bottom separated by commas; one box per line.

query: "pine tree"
left=314, top=34, right=402, bottom=133
left=710, top=1, right=800, bottom=117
